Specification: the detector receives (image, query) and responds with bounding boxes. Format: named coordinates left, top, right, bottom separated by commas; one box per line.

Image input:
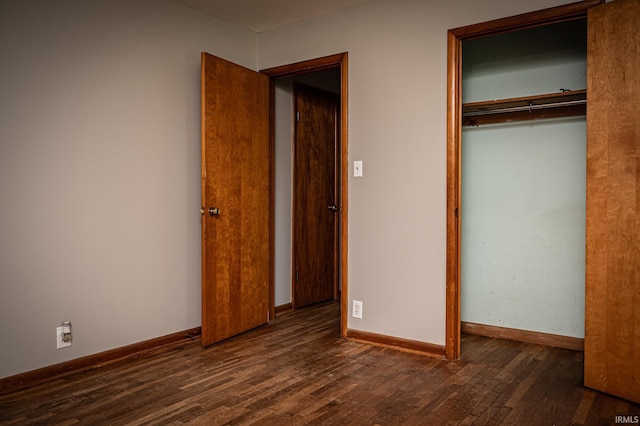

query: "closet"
left=460, top=19, right=587, bottom=344
left=447, top=0, right=639, bottom=404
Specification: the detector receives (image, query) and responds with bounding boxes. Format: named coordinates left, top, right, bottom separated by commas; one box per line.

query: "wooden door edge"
left=445, top=0, right=600, bottom=361
left=268, top=78, right=276, bottom=322
left=446, top=31, right=462, bottom=361
left=200, top=53, right=208, bottom=345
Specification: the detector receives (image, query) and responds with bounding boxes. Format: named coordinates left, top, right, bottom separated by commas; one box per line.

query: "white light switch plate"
left=354, top=161, right=363, bottom=177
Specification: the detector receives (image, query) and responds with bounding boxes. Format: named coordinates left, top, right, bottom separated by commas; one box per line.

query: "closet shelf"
left=462, top=89, right=586, bottom=126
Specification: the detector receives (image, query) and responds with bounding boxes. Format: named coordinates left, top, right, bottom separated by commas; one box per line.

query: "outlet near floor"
left=352, top=300, right=363, bottom=319
left=56, top=326, right=72, bottom=349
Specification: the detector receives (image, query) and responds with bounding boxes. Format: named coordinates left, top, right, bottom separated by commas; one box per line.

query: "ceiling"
left=173, top=0, right=374, bottom=32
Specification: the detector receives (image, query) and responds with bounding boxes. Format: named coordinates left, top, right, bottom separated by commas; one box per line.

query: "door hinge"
left=296, top=111, right=300, bottom=122
left=296, top=270, right=299, bottom=282
left=455, top=208, right=459, bottom=218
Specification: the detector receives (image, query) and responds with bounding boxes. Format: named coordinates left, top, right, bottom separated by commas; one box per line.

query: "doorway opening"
left=446, top=2, right=598, bottom=360
left=261, top=53, right=349, bottom=338
left=292, top=83, right=340, bottom=309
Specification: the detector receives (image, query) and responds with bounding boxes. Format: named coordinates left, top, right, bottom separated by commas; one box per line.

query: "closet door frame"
left=445, top=0, right=602, bottom=361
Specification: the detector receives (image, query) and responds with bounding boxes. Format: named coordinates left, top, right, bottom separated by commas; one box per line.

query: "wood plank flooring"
left=1, top=301, right=638, bottom=425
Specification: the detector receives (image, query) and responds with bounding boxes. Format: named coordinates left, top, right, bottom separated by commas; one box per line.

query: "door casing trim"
left=261, top=53, right=349, bottom=338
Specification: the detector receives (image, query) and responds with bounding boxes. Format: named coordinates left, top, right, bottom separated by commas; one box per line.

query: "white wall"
left=462, top=20, right=587, bottom=103
left=0, top=0, right=256, bottom=379
left=274, top=80, right=294, bottom=306
left=462, top=119, right=586, bottom=337
left=461, top=21, right=587, bottom=338
left=258, top=0, right=575, bottom=345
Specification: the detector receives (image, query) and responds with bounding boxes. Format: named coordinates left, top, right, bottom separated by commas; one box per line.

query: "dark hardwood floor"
left=1, top=302, right=638, bottom=425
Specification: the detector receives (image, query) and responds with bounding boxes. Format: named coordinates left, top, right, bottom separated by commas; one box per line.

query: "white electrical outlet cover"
left=352, top=300, right=363, bottom=319
left=56, top=326, right=71, bottom=349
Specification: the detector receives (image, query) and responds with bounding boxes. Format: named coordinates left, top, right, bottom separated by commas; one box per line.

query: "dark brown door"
left=293, top=85, right=339, bottom=309
left=585, top=0, right=640, bottom=404
left=200, top=53, right=270, bottom=346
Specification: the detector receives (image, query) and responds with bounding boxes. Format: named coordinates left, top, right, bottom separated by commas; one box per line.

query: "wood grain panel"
left=201, top=53, right=270, bottom=346
left=585, top=0, right=640, bottom=404
left=347, top=329, right=446, bottom=358
left=293, top=86, right=338, bottom=309
left=462, top=322, right=584, bottom=351
left=449, top=0, right=601, bottom=39
left=260, top=53, right=347, bottom=78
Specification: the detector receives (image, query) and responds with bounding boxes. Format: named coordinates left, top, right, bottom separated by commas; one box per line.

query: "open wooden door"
left=293, top=85, right=339, bottom=308
left=585, top=0, right=640, bottom=403
left=201, top=53, right=271, bottom=346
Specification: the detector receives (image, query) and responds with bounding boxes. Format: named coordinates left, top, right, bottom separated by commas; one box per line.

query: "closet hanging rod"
left=463, top=99, right=586, bottom=117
